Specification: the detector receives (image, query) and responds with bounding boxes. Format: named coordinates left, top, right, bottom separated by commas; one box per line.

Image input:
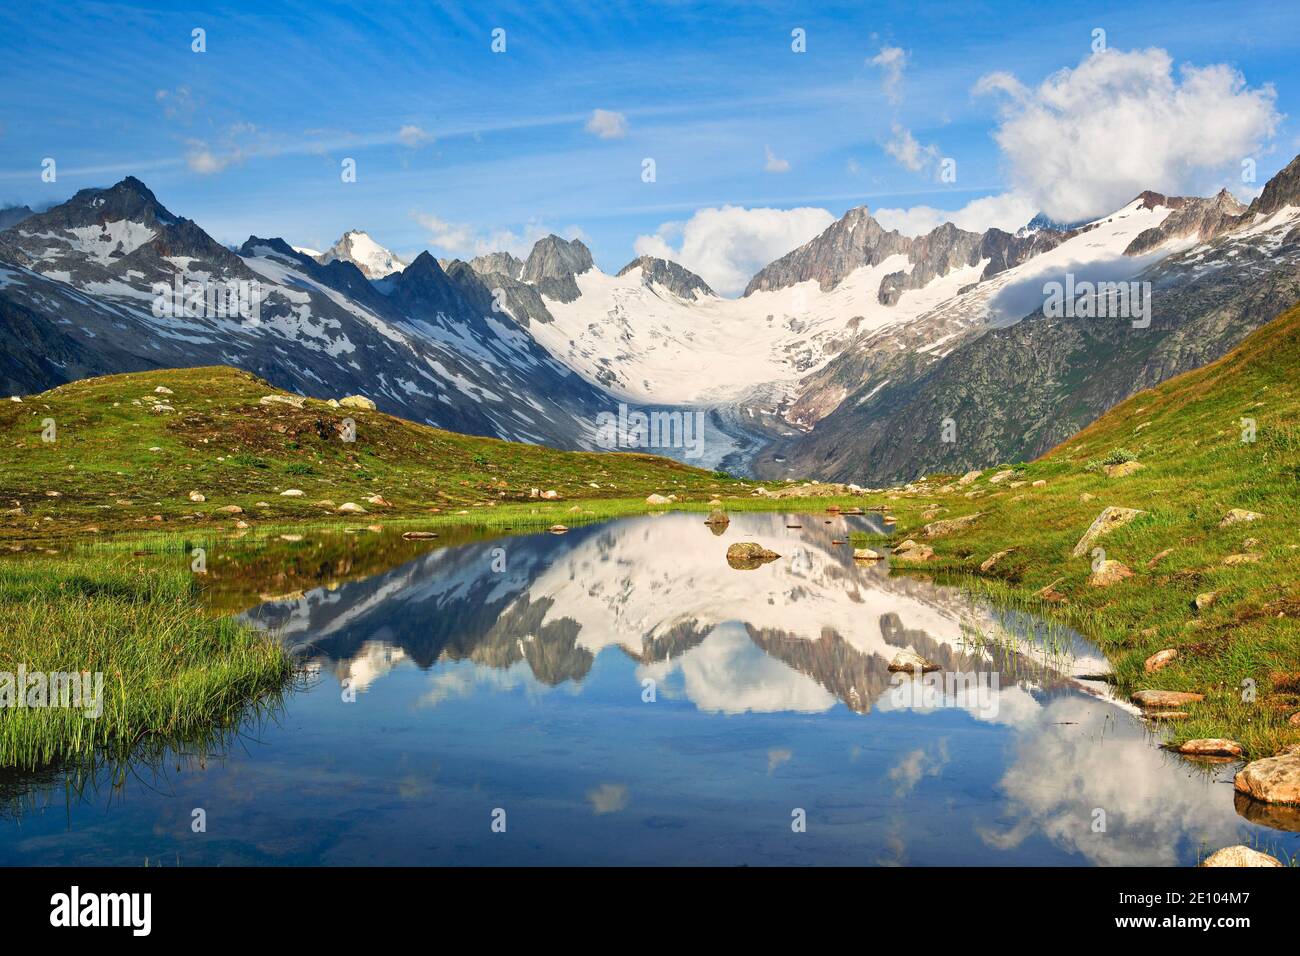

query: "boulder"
left=1071, top=506, right=1147, bottom=558
left=402, top=531, right=439, bottom=539
left=1200, top=846, right=1282, bottom=868
left=852, top=548, right=883, bottom=562
left=154, top=385, right=173, bottom=395
left=957, top=470, right=982, bottom=486
left=1223, top=553, right=1261, bottom=565
left=215, top=505, right=243, bottom=515
left=1234, top=752, right=1300, bottom=805
left=1177, top=739, right=1245, bottom=758
left=338, top=395, right=377, bottom=411
left=892, top=540, right=936, bottom=562
left=188, top=491, right=205, bottom=503
left=704, top=509, right=730, bottom=526
left=1146, top=548, right=1174, bottom=569
left=887, top=649, right=940, bottom=673
left=921, top=512, right=983, bottom=538
left=726, top=542, right=780, bottom=569
left=260, top=394, right=306, bottom=409
left=549, top=524, right=568, bottom=534
left=1088, top=560, right=1134, bottom=587
left=1103, top=460, right=1144, bottom=478
left=1143, top=649, right=1178, bottom=673
left=540, top=490, right=559, bottom=500
left=1193, top=591, right=1218, bottom=611
left=980, top=548, right=1015, bottom=572
left=645, top=493, right=671, bottom=505
left=988, top=469, right=1015, bottom=484
left=337, top=502, right=367, bottom=514
left=280, top=489, right=305, bottom=497
left=1031, top=479, right=1047, bottom=487
left=1132, top=690, right=1204, bottom=708
left=1219, top=509, right=1262, bottom=528
left=365, top=495, right=392, bottom=507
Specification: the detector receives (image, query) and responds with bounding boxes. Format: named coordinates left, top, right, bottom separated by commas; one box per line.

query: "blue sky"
left=2, top=0, right=1297, bottom=292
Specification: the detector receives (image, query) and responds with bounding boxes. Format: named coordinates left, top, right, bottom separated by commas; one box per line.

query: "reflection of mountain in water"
left=240, top=512, right=1102, bottom=713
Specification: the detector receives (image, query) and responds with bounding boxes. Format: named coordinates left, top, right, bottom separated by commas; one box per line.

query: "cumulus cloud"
left=634, top=205, right=836, bottom=296
left=397, top=124, right=431, bottom=148
left=414, top=211, right=585, bottom=259
left=873, top=191, right=1039, bottom=237
left=868, top=46, right=908, bottom=104
left=763, top=145, right=790, bottom=173
left=975, top=47, right=1280, bottom=222
left=585, top=108, right=628, bottom=139
left=883, top=122, right=938, bottom=173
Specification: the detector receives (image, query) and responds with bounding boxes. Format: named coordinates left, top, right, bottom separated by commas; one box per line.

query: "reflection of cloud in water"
left=587, top=783, right=630, bottom=815
left=767, top=748, right=792, bottom=774
left=642, top=623, right=836, bottom=715
left=888, top=740, right=950, bottom=797
left=418, top=660, right=545, bottom=708
left=983, top=696, right=1251, bottom=866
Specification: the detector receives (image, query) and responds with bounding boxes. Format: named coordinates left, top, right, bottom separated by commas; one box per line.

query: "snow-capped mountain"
left=0, top=178, right=607, bottom=447
left=314, top=229, right=407, bottom=279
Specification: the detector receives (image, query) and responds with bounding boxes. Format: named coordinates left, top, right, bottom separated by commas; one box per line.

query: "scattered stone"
left=645, top=493, right=671, bottom=505
left=1144, top=649, right=1178, bottom=673
left=188, top=491, right=205, bottom=502
left=921, top=512, right=983, bottom=538
left=235, top=520, right=250, bottom=529
left=540, top=489, right=559, bottom=500
left=1031, top=479, right=1047, bottom=487
left=259, top=394, right=306, bottom=409
left=1234, top=752, right=1300, bottom=805
left=154, top=385, right=173, bottom=395
left=1223, top=553, right=1261, bottom=565
left=1079, top=492, right=1095, bottom=503
left=1193, top=591, right=1219, bottom=611
left=365, top=495, right=392, bottom=507
left=853, top=548, right=883, bottom=562
left=1144, top=711, right=1190, bottom=721
left=549, top=524, right=568, bottom=534
left=8, top=396, right=21, bottom=403
left=726, top=542, right=781, bottom=569
left=980, top=548, right=1016, bottom=572
left=887, top=649, right=940, bottom=673
left=280, top=489, right=304, bottom=497
left=337, top=502, right=367, bottom=514
left=279, top=534, right=303, bottom=542
left=338, top=395, right=376, bottom=410
left=215, top=505, right=243, bottom=515
left=1219, top=509, right=1262, bottom=528
left=1088, top=560, right=1134, bottom=587
left=1178, top=739, right=1245, bottom=758
left=1071, top=506, right=1147, bottom=558
left=1036, top=578, right=1068, bottom=603
left=704, top=510, right=729, bottom=526
left=957, top=470, right=982, bottom=486
left=402, top=531, right=438, bottom=539
left=1104, top=460, right=1144, bottom=478
left=1133, top=690, right=1204, bottom=708
left=1146, top=548, right=1174, bottom=569
left=988, top=469, right=1015, bottom=484
left=1200, top=846, right=1282, bottom=868
left=150, top=403, right=174, bottom=414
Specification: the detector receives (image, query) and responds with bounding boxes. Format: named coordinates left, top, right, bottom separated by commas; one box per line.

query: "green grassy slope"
left=0, top=365, right=743, bottom=538
left=864, top=302, right=1300, bottom=755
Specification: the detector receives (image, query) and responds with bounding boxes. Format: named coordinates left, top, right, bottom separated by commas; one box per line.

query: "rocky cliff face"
left=521, top=235, right=594, bottom=302
left=616, top=255, right=716, bottom=299
left=1125, top=189, right=1248, bottom=255
left=743, top=206, right=912, bottom=295
left=469, top=251, right=523, bottom=280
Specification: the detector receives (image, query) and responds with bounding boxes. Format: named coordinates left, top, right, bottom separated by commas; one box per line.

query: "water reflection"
left=0, top=511, right=1295, bottom=866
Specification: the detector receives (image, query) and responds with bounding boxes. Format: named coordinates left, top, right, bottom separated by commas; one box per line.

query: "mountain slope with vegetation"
left=865, top=301, right=1300, bottom=756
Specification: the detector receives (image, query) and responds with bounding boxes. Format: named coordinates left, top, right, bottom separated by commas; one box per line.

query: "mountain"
left=757, top=159, right=1300, bottom=484
left=0, top=178, right=608, bottom=448
left=743, top=206, right=912, bottom=294
left=0, top=206, right=33, bottom=231
left=616, top=255, right=715, bottom=299
left=315, top=229, right=406, bottom=278
left=520, top=235, right=593, bottom=302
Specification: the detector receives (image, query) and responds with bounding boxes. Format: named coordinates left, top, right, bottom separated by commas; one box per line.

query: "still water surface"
left=3, top=511, right=1296, bottom=865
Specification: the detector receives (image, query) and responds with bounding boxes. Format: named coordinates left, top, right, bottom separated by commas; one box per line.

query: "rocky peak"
left=316, top=229, right=407, bottom=279
left=1124, top=188, right=1248, bottom=256
left=743, top=206, right=911, bottom=296
left=469, top=251, right=523, bottom=280
left=16, top=176, right=178, bottom=234
left=1245, top=153, right=1300, bottom=219
left=522, top=235, right=593, bottom=283
left=616, top=255, right=715, bottom=299
left=0, top=205, right=35, bottom=232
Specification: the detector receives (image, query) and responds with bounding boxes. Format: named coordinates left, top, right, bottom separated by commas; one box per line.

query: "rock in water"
left=887, top=649, right=940, bottom=673
left=726, top=542, right=780, bottom=570
left=1177, top=739, right=1245, bottom=758
left=1234, top=752, right=1300, bottom=804
left=852, top=548, right=882, bottom=561
left=1200, top=845, right=1282, bottom=867
left=704, top=510, right=730, bottom=526
left=1132, top=690, right=1204, bottom=708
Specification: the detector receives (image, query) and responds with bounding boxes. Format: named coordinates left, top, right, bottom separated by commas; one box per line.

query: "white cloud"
left=883, top=122, right=938, bottom=173
left=585, top=109, right=628, bottom=140
left=868, top=46, right=908, bottom=104
left=975, top=47, right=1280, bottom=222
left=763, top=145, right=790, bottom=173
left=873, top=191, right=1039, bottom=237
left=397, top=124, right=431, bottom=148
left=634, top=205, right=836, bottom=296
